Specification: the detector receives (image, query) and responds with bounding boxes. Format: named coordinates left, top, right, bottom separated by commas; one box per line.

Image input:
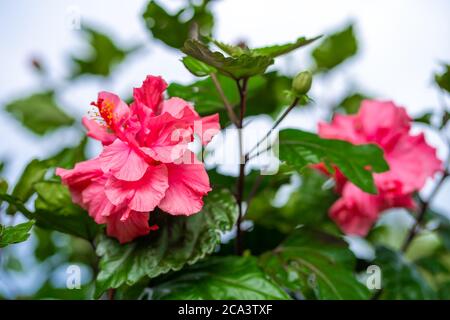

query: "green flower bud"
left=292, top=71, right=313, bottom=96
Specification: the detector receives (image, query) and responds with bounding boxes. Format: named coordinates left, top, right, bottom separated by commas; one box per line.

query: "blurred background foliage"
left=0, top=0, right=449, bottom=300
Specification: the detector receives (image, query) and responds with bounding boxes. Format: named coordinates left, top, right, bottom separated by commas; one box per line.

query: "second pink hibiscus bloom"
left=318, top=100, right=442, bottom=236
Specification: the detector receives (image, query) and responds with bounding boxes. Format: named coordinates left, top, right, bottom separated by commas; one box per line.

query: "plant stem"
left=373, top=155, right=449, bottom=300
left=235, top=78, right=248, bottom=256
left=107, top=288, right=116, bottom=300
left=210, top=73, right=239, bottom=126
left=401, top=168, right=449, bottom=252
left=245, top=97, right=300, bottom=160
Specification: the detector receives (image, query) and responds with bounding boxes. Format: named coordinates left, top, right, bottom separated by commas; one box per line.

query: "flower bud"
left=292, top=71, right=313, bottom=96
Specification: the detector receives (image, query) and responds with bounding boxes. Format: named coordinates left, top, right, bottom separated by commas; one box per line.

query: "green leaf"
left=6, top=159, right=48, bottom=215
left=278, top=129, right=389, bottom=194
left=414, top=112, right=433, bottom=125
left=374, top=246, right=436, bottom=299
left=260, top=229, right=369, bottom=299
left=182, top=56, right=217, bottom=76
left=182, top=39, right=274, bottom=79
left=0, top=179, right=8, bottom=207
left=71, top=26, right=137, bottom=78
left=152, top=256, right=290, bottom=300
left=33, top=227, right=58, bottom=262
left=209, top=38, right=248, bottom=57
left=48, top=137, right=87, bottom=169
left=33, top=181, right=99, bottom=240
left=247, top=169, right=338, bottom=233
left=94, top=189, right=238, bottom=297
left=427, top=209, right=450, bottom=252
left=6, top=138, right=87, bottom=214
left=252, top=36, right=322, bottom=58
left=168, top=71, right=291, bottom=126
left=435, top=64, right=450, bottom=93
left=143, top=0, right=213, bottom=49
left=246, top=72, right=293, bottom=117
left=312, top=24, right=358, bottom=72
left=210, top=36, right=320, bottom=59
left=0, top=220, right=35, bottom=248
left=335, top=92, right=369, bottom=114
left=167, top=74, right=265, bottom=115
left=4, top=91, right=74, bottom=135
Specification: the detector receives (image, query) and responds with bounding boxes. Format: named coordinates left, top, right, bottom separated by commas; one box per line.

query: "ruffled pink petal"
left=106, top=210, right=151, bottom=244
left=357, top=100, right=411, bottom=149
left=99, top=139, right=149, bottom=181
left=318, top=114, right=365, bottom=144
left=56, top=158, right=103, bottom=206
left=197, top=113, right=220, bottom=145
left=133, top=75, right=167, bottom=114
left=143, top=112, right=192, bottom=163
left=82, top=117, right=116, bottom=145
left=386, top=133, right=443, bottom=192
left=160, top=98, right=220, bottom=145
left=105, top=164, right=169, bottom=213
left=158, top=158, right=211, bottom=216
left=81, top=176, right=115, bottom=223
left=160, top=97, right=198, bottom=118
left=330, top=183, right=382, bottom=236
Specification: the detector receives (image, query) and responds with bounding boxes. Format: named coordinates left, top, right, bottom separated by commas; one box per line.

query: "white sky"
left=0, top=0, right=449, bottom=212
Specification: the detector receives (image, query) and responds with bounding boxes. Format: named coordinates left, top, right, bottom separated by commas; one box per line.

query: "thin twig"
left=373, top=150, right=449, bottom=300
left=235, top=78, right=248, bottom=256
left=210, top=73, right=239, bottom=126
left=245, top=97, right=299, bottom=160
left=401, top=168, right=449, bottom=252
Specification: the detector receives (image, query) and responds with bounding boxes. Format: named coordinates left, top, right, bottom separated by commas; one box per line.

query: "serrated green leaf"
left=435, top=64, right=450, bottom=93
left=278, top=129, right=389, bottom=194
left=210, top=38, right=248, bottom=57
left=152, top=256, right=290, bottom=300
left=143, top=0, right=213, bottom=49
left=182, top=39, right=274, bottom=79
left=4, top=91, right=74, bottom=135
left=312, top=24, right=358, bottom=72
left=252, top=36, right=322, bottom=58
left=210, top=36, right=320, bottom=59
left=374, top=246, right=436, bottom=299
left=0, top=220, right=35, bottom=248
left=260, top=229, right=369, bottom=300
left=94, top=189, right=238, bottom=297
left=71, top=26, right=137, bottom=78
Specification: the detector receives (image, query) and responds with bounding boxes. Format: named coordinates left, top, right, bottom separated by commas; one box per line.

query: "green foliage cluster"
left=0, top=0, right=449, bottom=301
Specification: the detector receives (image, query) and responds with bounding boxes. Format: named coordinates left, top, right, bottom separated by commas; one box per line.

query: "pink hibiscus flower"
left=57, top=75, right=220, bottom=243
left=318, top=100, right=442, bottom=236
